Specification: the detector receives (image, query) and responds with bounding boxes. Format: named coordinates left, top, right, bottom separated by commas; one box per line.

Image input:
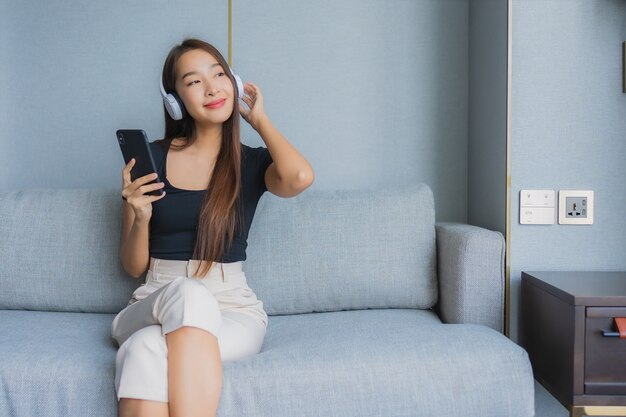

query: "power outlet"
left=559, top=190, right=594, bottom=225
left=565, top=196, right=588, bottom=218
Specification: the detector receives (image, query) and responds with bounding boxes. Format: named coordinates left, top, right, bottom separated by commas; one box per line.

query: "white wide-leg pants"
left=111, top=257, right=268, bottom=402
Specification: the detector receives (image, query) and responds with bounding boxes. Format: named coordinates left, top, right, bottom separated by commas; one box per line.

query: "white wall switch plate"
left=520, top=190, right=555, bottom=224
left=559, top=190, right=594, bottom=225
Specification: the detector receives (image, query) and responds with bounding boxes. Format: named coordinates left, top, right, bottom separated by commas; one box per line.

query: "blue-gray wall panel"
left=0, top=0, right=472, bottom=224
left=510, top=0, right=626, bottom=342
left=0, top=0, right=227, bottom=191
left=234, top=0, right=469, bottom=222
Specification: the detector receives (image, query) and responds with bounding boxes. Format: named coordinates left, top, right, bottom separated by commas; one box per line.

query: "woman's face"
left=174, top=48, right=234, bottom=126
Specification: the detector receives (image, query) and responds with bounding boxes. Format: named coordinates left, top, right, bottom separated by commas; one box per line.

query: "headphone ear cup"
left=162, top=92, right=185, bottom=120
left=232, top=71, right=244, bottom=100
left=170, top=92, right=187, bottom=119
left=160, top=78, right=186, bottom=120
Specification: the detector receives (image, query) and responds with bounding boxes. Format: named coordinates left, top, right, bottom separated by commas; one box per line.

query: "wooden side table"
left=520, top=271, right=626, bottom=417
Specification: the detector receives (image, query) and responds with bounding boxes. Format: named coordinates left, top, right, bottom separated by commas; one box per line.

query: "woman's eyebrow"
left=181, top=63, right=222, bottom=80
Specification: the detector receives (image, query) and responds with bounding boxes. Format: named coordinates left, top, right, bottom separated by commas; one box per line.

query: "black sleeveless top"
left=148, top=140, right=273, bottom=262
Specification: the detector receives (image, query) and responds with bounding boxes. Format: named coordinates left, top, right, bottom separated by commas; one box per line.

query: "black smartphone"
left=116, top=129, right=164, bottom=196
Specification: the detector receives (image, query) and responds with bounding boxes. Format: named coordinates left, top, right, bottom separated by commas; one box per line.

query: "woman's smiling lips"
left=204, top=99, right=226, bottom=109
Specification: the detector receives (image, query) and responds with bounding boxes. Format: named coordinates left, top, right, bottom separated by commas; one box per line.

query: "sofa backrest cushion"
left=0, top=188, right=140, bottom=313
left=0, top=184, right=437, bottom=314
left=244, top=183, right=438, bottom=315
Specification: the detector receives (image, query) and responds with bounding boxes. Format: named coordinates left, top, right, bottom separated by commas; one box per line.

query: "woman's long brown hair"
left=157, top=38, right=243, bottom=278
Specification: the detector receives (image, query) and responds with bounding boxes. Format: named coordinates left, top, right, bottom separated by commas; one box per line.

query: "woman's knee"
left=156, top=277, right=223, bottom=337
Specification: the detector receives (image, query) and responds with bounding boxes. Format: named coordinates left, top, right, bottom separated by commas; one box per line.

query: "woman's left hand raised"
left=239, top=82, right=266, bottom=131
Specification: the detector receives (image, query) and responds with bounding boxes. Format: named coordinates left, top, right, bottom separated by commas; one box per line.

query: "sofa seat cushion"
left=0, top=309, right=533, bottom=417
left=228, top=309, right=534, bottom=417
left=0, top=310, right=118, bottom=417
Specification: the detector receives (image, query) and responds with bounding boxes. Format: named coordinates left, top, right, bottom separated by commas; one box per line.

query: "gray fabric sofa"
left=0, top=183, right=535, bottom=417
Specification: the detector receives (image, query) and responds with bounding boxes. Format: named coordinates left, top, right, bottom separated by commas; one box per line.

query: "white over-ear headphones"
left=159, top=66, right=244, bottom=120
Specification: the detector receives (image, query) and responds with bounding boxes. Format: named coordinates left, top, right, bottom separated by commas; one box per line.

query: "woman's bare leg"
left=118, top=398, right=169, bottom=417
left=166, top=326, right=223, bottom=417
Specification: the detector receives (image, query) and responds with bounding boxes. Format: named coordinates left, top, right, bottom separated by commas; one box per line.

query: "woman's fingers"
left=122, top=170, right=160, bottom=200
left=137, top=172, right=159, bottom=185
left=138, top=181, right=165, bottom=195
left=122, top=158, right=135, bottom=184
left=246, top=81, right=258, bottom=91
left=151, top=191, right=167, bottom=201
left=241, top=95, right=252, bottom=107
left=123, top=160, right=157, bottom=187
left=136, top=190, right=166, bottom=204
left=244, top=82, right=258, bottom=97
left=128, top=174, right=159, bottom=195
left=240, top=82, right=265, bottom=128
left=125, top=181, right=165, bottom=203
left=243, top=82, right=263, bottom=101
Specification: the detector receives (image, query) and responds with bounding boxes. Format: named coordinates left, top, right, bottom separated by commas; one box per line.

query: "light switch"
left=520, top=190, right=555, bottom=224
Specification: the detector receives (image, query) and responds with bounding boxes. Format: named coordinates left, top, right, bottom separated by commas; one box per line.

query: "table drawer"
left=585, top=307, right=626, bottom=395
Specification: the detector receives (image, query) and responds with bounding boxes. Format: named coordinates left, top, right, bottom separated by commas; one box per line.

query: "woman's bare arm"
left=238, top=82, right=314, bottom=198
left=119, top=200, right=150, bottom=278
left=119, top=160, right=165, bottom=278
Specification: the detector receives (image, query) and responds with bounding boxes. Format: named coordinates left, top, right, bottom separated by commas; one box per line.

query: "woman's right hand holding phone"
left=121, top=158, right=166, bottom=223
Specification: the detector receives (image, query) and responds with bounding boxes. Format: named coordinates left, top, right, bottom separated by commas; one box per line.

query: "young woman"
left=111, top=38, right=314, bottom=417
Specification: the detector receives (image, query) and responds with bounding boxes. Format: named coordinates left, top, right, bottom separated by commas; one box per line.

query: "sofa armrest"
left=435, top=222, right=505, bottom=333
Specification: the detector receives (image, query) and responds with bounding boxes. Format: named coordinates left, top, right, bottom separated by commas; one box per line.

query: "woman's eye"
left=187, top=80, right=200, bottom=86
left=217, top=72, right=225, bottom=77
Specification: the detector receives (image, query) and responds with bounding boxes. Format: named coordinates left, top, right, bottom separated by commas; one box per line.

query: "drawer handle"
left=603, top=317, right=626, bottom=338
